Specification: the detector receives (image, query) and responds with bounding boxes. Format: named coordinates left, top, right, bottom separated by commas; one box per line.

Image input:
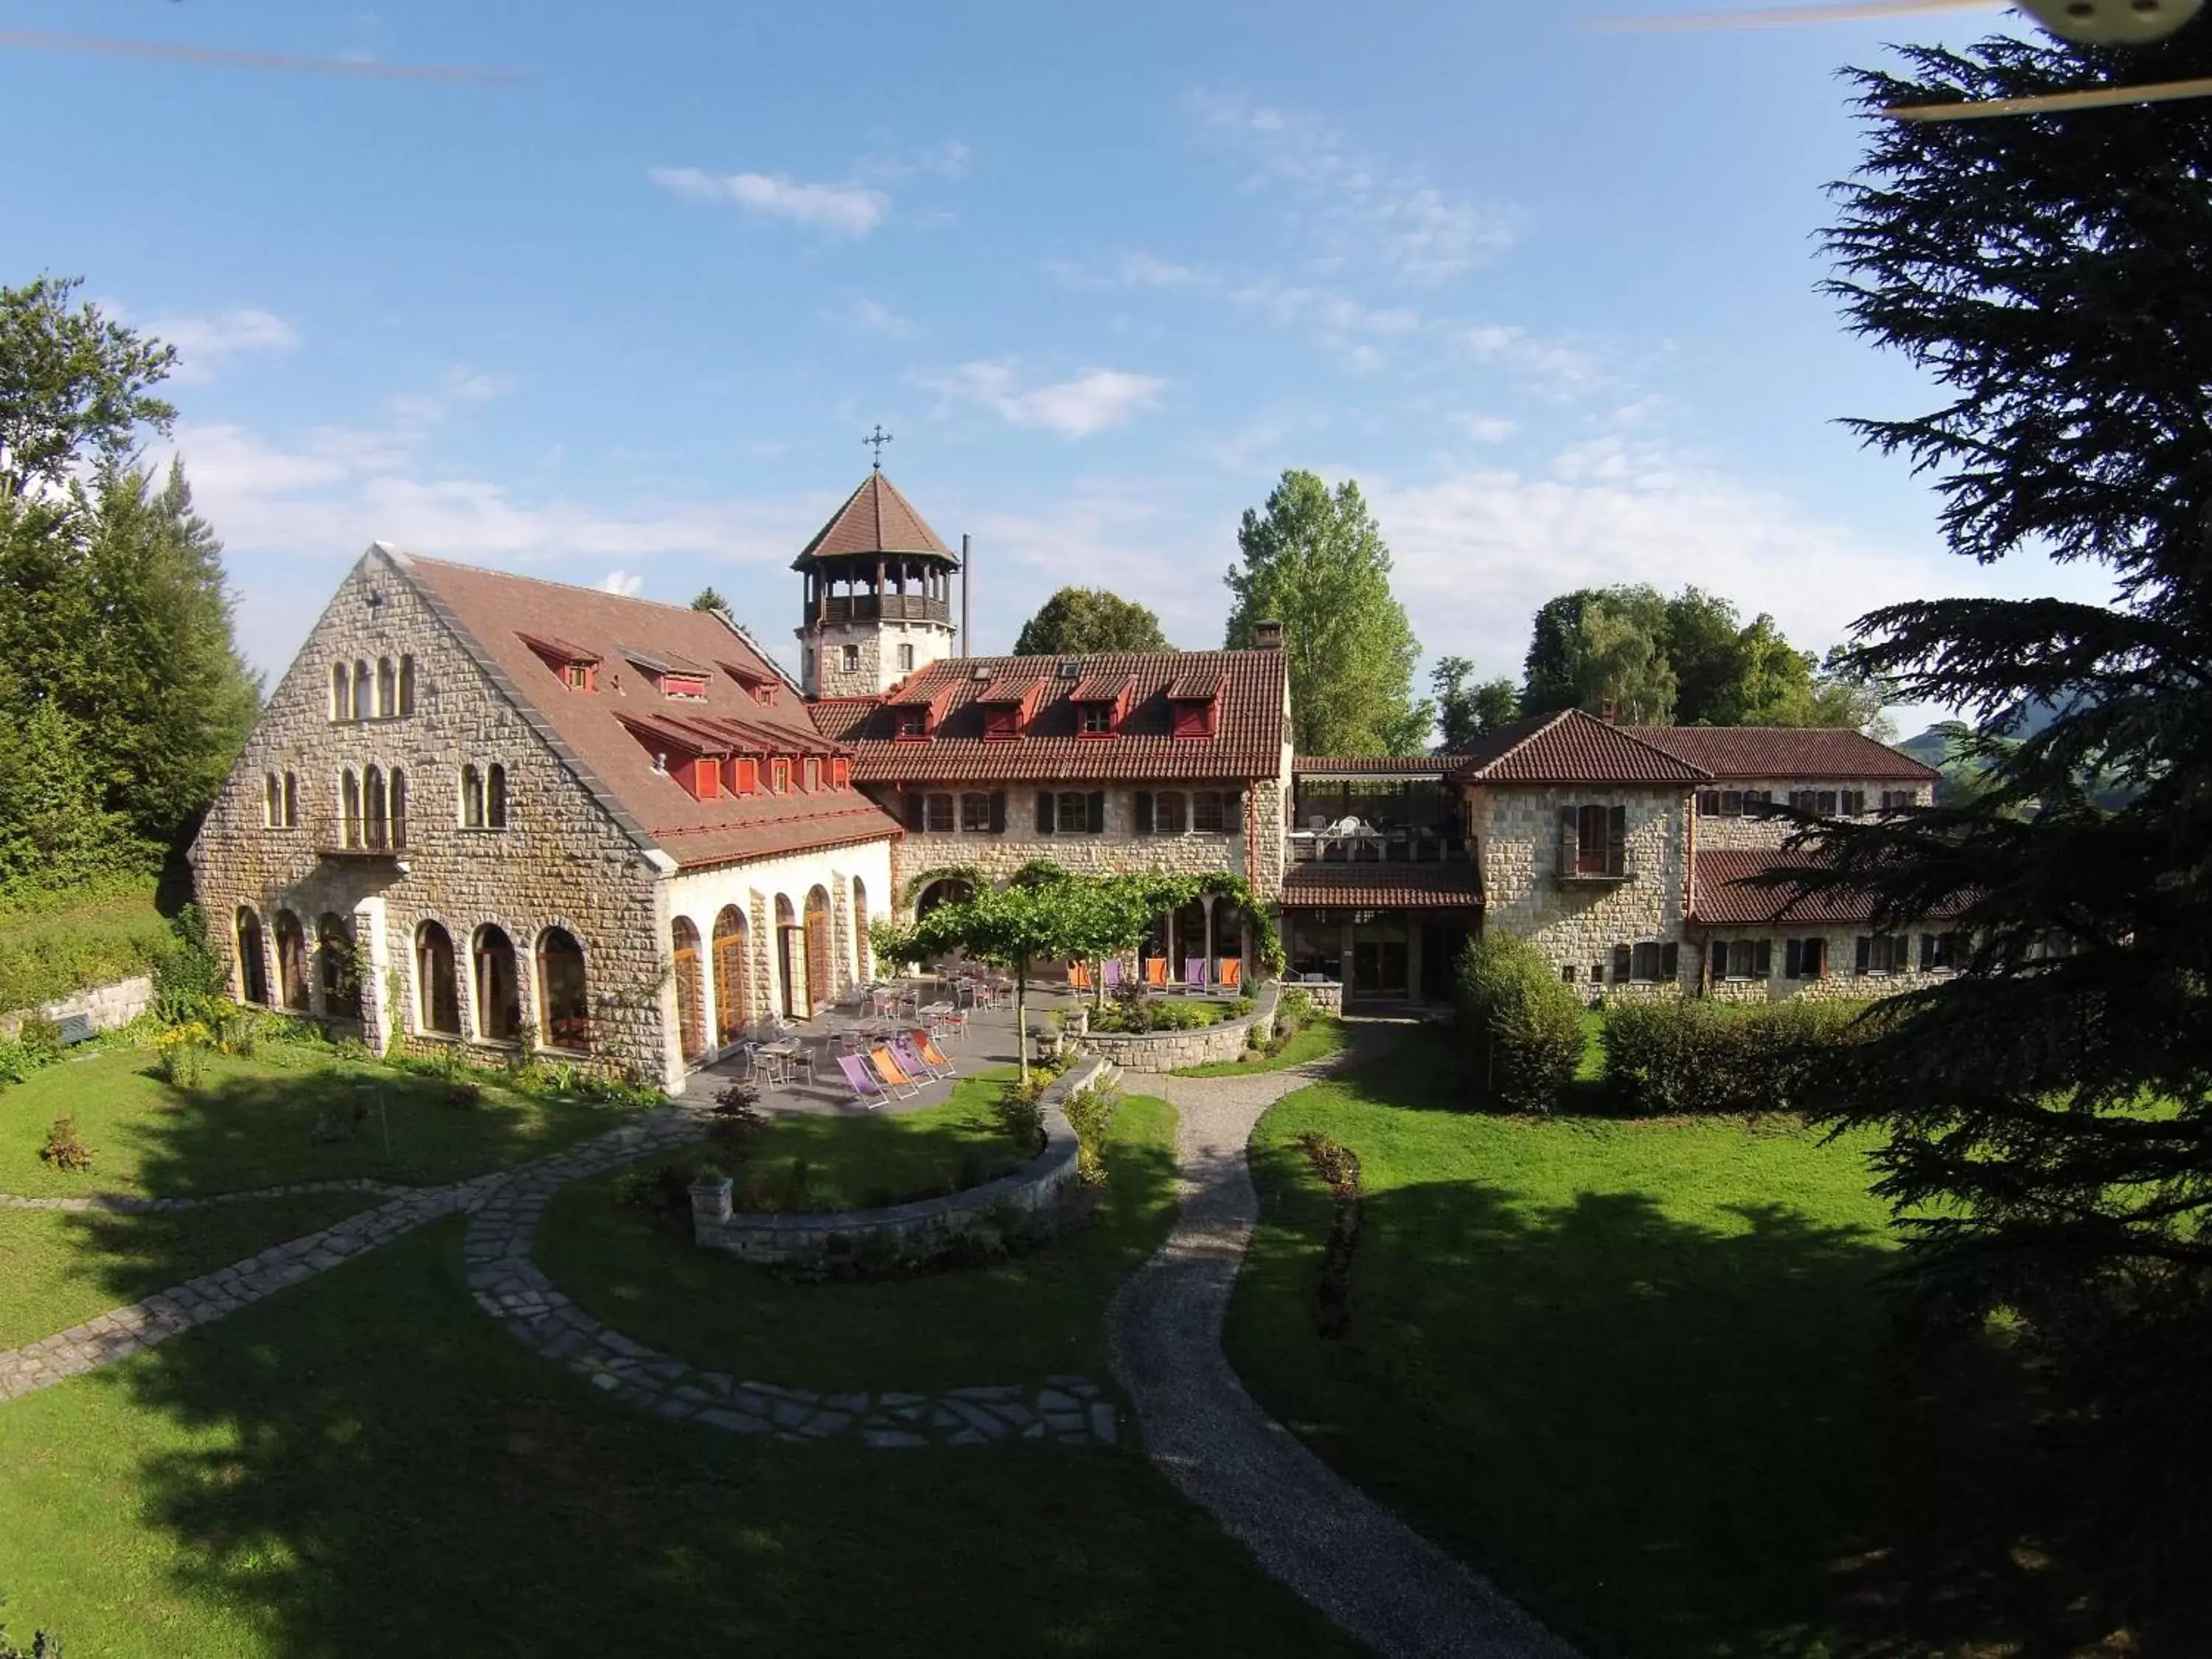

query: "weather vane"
left=864, top=424, right=893, bottom=470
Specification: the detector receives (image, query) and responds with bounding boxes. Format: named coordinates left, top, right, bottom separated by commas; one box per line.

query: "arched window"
left=804, top=886, right=832, bottom=1013
left=487, top=764, right=508, bottom=829
left=851, top=877, right=872, bottom=981
left=416, top=922, right=461, bottom=1035
left=671, top=917, right=706, bottom=1062
left=537, top=928, right=589, bottom=1051
left=282, top=771, right=299, bottom=829
left=397, top=655, right=416, bottom=716
left=331, top=663, right=350, bottom=721
left=377, top=657, right=397, bottom=718
left=389, top=768, right=408, bottom=849
left=461, top=765, right=484, bottom=828
left=319, top=911, right=361, bottom=1019
left=712, top=906, right=750, bottom=1046
left=235, top=906, right=269, bottom=1005
left=472, top=925, right=521, bottom=1043
left=264, top=773, right=281, bottom=827
left=365, top=764, right=388, bottom=850
left=1211, top=894, right=1245, bottom=972
left=276, top=910, right=309, bottom=1010
left=775, top=894, right=803, bottom=1019
left=1174, top=896, right=1210, bottom=977
left=352, top=660, right=372, bottom=723
left=341, top=770, right=364, bottom=848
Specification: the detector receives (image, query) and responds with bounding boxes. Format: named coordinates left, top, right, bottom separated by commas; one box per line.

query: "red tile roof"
left=1691, top=847, right=1969, bottom=926
left=1281, top=863, right=1481, bottom=910
left=1450, top=709, right=1709, bottom=785
left=819, top=650, right=1287, bottom=782
left=392, top=551, right=902, bottom=869
left=791, top=472, right=956, bottom=566
left=1624, top=726, right=1939, bottom=783
left=1293, top=756, right=1449, bottom=776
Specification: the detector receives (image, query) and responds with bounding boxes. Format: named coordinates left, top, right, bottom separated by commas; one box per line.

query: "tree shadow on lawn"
left=1237, top=1155, right=2184, bottom=1659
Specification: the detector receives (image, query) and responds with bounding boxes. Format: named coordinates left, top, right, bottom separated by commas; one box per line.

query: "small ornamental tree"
left=1455, top=931, right=1585, bottom=1113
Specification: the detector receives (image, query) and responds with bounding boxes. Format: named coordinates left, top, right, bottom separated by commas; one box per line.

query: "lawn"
left=1228, top=1027, right=2140, bottom=1658
left=0, top=1043, right=637, bottom=1198
left=539, top=1093, right=1180, bottom=1392
left=719, top=1067, right=1034, bottom=1211
left=0, top=1192, right=372, bottom=1349
left=0, top=874, right=175, bottom=1014
left=1173, top=1015, right=1346, bottom=1078
left=0, top=1214, right=1354, bottom=1655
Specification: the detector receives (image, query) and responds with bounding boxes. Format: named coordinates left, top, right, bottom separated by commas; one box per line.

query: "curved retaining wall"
left=1075, top=980, right=1280, bottom=1073
left=689, top=1056, right=1114, bottom=1263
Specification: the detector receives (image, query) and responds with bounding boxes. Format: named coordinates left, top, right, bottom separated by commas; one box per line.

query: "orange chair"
left=907, top=1028, right=959, bottom=1076
left=1220, top=958, right=1243, bottom=990
left=1144, top=957, right=1169, bottom=989
left=867, top=1046, right=921, bottom=1099
left=1069, top=961, right=1093, bottom=990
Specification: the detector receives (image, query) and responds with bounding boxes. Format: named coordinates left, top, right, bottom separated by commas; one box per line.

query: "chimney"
left=961, top=532, right=971, bottom=658
left=1252, top=619, right=1283, bottom=651
left=1598, top=698, right=1617, bottom=725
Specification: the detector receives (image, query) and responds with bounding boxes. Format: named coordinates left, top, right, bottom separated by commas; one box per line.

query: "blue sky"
left=1, top=0, right=2090, bottom=731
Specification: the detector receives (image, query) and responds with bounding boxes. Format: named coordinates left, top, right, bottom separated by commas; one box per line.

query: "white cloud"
left=143, top=308, right=299, bottom=382
left=388, top=366, right=515, bottom=427
left=1455, top=324, right=1613, bottom=400
left=1048, top=250, right=1212, bottom=292
left=1229, top=282, right=1422, bottom=369
left=648, top=166, right=888, bottom=235
left=843, top=296, right=917, bottom=338
left=1192, top=91, right=1519, bottom=283
left=855, top=138, right=970, bottom=182
left=597, top=569, right=644, bottom=597
left=1463, top=415, right=1517, bottom=443
left=925, top=361, right=1166, bottom=439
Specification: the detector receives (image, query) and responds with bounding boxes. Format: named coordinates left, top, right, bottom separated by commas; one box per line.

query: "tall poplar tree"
left=1224, top=469, right=1427, bottom=755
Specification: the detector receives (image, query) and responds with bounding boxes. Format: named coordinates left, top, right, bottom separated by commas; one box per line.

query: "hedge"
left=1600, top=997, right=1865, bottom=1116
left=1456, top=932, right=1586, bottom=1113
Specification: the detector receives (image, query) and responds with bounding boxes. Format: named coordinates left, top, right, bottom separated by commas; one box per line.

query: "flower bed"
left=1079, top=981, right=1281, bottom=1072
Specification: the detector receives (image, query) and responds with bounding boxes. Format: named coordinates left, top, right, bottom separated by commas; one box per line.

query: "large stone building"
left=193, top=467, right=1958, bottom=1090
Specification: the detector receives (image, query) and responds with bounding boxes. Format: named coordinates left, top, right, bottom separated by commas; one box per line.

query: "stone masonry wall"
left=0, top=974, right=153, bottom=1043
left=1077, top=981, right=1279, bottom=1072
left=894, top=786, right=1273, bottom=894
left=1470, top=782, right=1693, bottom=1000
left=801, top=617, right=955, bottom=700
left=1696, top=926, right=1955, bottom=1004
left=189, top=546, right=670, bottom=1084
left=1694, top=779, right=1936, bottom=851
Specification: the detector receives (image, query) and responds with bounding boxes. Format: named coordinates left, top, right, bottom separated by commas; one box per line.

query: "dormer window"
left=832, top=757, right=851, bottom=788
left=983, top=705, right=1019, bottom=740
left=564, top=663, right=592, bottom=691
left=663, top=673, right=706, bottom=700
left=1171, top=699, right=1218, bottom=739
left=523, top=634, right=601, bottom=692
left=725, top=756, right=760, bottom=794
left=773, top=758, right=791, bottom=793
left=1079, top=703, right=1114, bottom=735
left=1166, top=669, right=1221, bottom=739
left=894, top=707, right=928, bottom=740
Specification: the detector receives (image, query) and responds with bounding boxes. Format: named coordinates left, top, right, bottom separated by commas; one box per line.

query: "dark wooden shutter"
left=1660, top=942, right=1679, bottom=980
left=1809, top=938, right=1825, bottom=979
left=904, top=791, right=925, bottom=832
left=1036, top=791, right=1054, bottom=835
left=1223, top=786, right=1243, bottom=821
left=1557, top=806, right=1576, bottom=876
left=1919, top=933, right=1935, bottom=971
left=1754, top=939, right=1772, bottom=978
left=1606, top=806, right=1627, bottom=877
left=1134, top=791, right=1153, bottom=834
left=1086, top=791, right=1106, bottom=833
left=1855, top=936, right=1871, bottom=975
left=989, top=790, right=1006, bottom=833
left=1611, top=942, right=1631, bottom=983
left=1785, top=938, right=1802, bottom=981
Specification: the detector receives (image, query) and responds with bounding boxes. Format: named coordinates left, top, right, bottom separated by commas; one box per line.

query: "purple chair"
left=836, top=1052, right=887, bottom=1110
left=1102, top=959, right=1124, bottom=991
left=891, top=1035, right=940, bottom=1082
left=1184, top=957, right=1208, bottom=993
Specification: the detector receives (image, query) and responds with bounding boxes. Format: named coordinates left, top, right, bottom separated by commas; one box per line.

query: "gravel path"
left=1109, top=1032, right=1583, bottom=1659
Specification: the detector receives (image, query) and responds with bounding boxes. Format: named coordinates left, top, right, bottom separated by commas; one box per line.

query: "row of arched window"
left=330, top=656, right=416, bottom=723
left=667, top=878, right=870, bottom=1065
left=232, top=904, right=591, bottom=1052
left=259, top=764, right=507, bottom=841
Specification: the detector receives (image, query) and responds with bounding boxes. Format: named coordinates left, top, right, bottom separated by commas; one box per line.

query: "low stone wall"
left=1, top=974, right=155, bottom=1045
left=1285, top=979, right=1343, bottom=1015
left=690, top=1056, right=1114, bottom=1263
left=1077, top=980, right=1280, bottom=1073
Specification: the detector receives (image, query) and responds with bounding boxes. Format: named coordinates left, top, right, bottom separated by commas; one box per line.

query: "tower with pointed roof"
left=793, top=471, right=961, bottom=699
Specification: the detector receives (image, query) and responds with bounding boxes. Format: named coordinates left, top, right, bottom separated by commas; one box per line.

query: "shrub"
left=1601, top=997, right=1866, bottom=1117
left=1062, top=1080, right=1122, bottom=1184
left=1456, top=933, right=1586, bottom=1113
left=0, top=1018, right=65, bottom=1086
left=153, top=1020, right=212, bottom=1088
left=150, top=905, right=227, bottom=1025
left=39, top=1116, right=94, bottom=1172
left=1293, top=1131, right=1364, bottom=1339
left=616, top=1159, right=697, bottom=1218
left=994, top=1084, right=1045, bottom=1155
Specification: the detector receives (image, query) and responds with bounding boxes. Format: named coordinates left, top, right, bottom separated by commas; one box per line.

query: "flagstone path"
left=1110, top=1030, right=1584, bottom=1659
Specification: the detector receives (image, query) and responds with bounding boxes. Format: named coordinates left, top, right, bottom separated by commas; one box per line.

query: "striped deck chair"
left=1219, top=958, right=1243, bottom=990
left=837, top=1053, right=888, bottom=1110
left=1183, top=957, right=1208, bottom=994
left=1144, top=956, right=1169, bottom=990
left=907, top=1028, right=959, bottom=1077
left=867, top=1046, right=922, bottom=1100
left=1069, top=960, right=1093, bottom=990
left=1102, top=959, right=1124, bottom=991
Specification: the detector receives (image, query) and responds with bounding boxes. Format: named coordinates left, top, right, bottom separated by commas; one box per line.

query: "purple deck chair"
left=1102, top=958, right=1124, bottom=991
left=890, top=1035, right=942, bottom=1083
left=1184, top=957, right=1208, bottom=994
left=836, top=1052, right=888, bottom=1110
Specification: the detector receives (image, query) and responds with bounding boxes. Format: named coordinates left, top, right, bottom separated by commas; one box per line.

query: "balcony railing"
left=1289, top=829, right=1468, bottom=864
left=815, top=593, right=953, bottom=627
left=316, top=814, right=409, bottom=858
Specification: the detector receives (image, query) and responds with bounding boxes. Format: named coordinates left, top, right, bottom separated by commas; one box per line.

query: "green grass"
left=723, top=1068, right=1032, bottom=1210
left=0, top=1208, right=1352, bottom=1657
left=0, top=875, right=173, bottom=1014
left=0, top=1043, right=636, bottom=1198
left=1173, top=1015, right=1348, bottom=1078
left=0, top=1193, right=373, bottom=1349
left=1228, top=1027, right=2135, bottom=1659
left=538, top=1094, right=1181, bottom=1392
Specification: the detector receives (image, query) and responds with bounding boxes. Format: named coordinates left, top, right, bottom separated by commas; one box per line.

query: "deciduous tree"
left=1430, top=655, right=1520, bottom=750
left=1012, top=587, right=1171, bottom=655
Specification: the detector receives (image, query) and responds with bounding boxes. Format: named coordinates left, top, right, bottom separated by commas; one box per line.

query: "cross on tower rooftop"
left=864, top=423, right=892, bottom=470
